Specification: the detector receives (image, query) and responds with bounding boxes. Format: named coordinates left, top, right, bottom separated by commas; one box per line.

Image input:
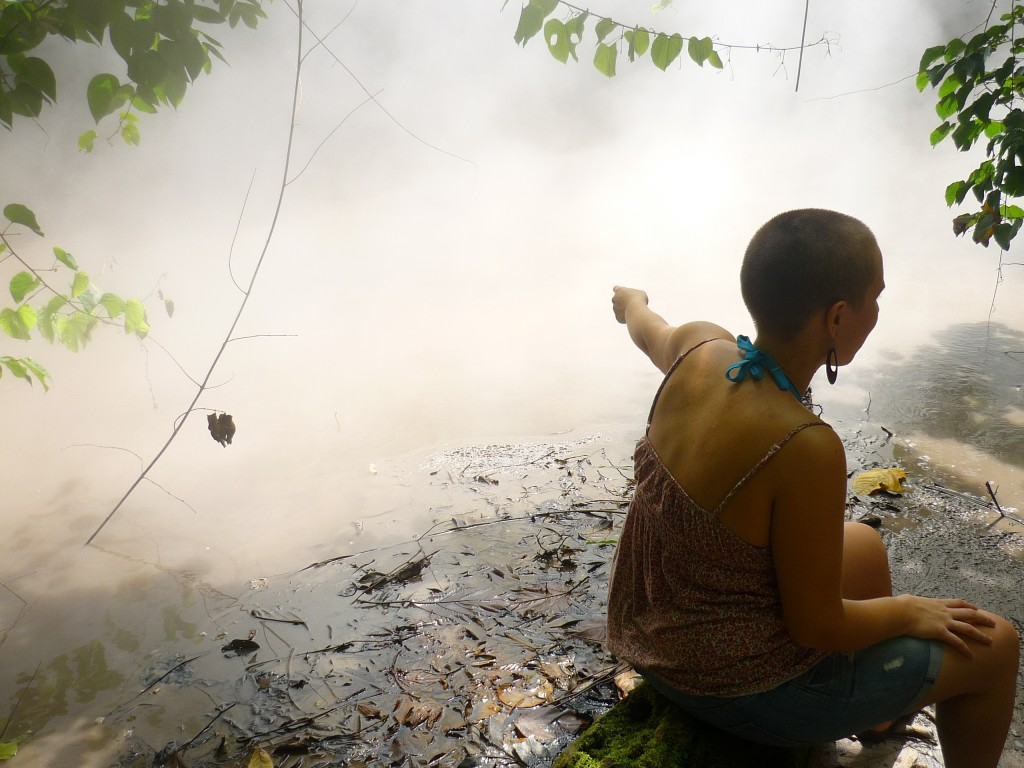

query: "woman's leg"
left=918, top=616, right=1019, bottom=768
left=841, top=521, right=892, bottom=600
left=842, top=521, right=1020, bottom=767
left=840, top=522, right=897, bottom=734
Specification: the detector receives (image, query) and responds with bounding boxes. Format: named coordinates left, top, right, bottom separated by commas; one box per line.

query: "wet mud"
left=2, top=425, right=1022, bottom=768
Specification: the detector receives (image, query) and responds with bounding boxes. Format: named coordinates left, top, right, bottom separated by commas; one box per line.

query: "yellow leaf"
left=247, top=747, right=274, bottom=768
left=853, top=468, right=908, bottom=496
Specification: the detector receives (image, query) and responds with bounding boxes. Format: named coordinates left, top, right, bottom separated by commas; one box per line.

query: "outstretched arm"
left=611, top=286, right=731, bottom=373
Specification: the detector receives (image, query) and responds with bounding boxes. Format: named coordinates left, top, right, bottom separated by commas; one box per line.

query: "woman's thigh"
left=644, top=636, right=942, bottom=748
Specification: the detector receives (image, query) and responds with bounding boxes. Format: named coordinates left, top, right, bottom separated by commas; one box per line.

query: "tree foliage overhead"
left=919, top=6, right=1024, bottom=251
left=0, top=0, right=266, bottom=392
left=0, top=0, right=266, bottom=147
left=508, top=0, right=835, bottom=78
left=0, top=203, right=153, bottom=389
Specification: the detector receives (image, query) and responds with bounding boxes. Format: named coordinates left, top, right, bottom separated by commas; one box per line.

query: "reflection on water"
left=867, top=322, right=1024, bottom=470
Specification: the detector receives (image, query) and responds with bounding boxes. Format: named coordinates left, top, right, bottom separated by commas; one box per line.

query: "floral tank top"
left=606, top=342, right=830, bottom=696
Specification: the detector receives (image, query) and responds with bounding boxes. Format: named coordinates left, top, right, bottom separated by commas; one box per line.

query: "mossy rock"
left=552, top=683, right=811, bottom=768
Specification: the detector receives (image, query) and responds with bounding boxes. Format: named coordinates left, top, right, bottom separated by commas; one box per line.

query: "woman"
left=606, top=209, right=1019, bottom=767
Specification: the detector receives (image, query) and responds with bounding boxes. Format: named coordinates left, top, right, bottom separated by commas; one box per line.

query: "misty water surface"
left=2, top=1, right=1024, bottom=763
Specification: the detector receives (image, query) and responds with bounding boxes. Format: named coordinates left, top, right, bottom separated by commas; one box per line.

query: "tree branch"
left=84, top=1, right=307, bottom=546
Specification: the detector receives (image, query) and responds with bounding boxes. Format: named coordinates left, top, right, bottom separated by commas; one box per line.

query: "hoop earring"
left=826, top=343, right=838, bottom=385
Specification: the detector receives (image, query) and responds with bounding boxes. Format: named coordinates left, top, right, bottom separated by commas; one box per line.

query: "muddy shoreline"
left=3, top=424, right=1023, bottom=768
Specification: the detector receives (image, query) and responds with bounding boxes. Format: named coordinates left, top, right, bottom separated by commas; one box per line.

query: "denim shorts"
left=640, top=635, right=944, bottom=748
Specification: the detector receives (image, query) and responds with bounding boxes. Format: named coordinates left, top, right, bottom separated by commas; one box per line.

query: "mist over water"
left=3, top=1, right=1024, bottom=761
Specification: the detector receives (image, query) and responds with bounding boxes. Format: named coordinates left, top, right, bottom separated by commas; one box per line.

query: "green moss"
left=553, top=683, right=810, bottom=768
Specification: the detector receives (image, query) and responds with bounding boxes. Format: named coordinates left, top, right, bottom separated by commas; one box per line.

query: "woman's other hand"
left=898, top=595, right=997, bottom=658
left=612, top=286, right=648, bottom=324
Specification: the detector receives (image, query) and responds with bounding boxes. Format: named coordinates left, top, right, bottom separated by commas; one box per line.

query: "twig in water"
left=986, top=480, right=1005, bottom=518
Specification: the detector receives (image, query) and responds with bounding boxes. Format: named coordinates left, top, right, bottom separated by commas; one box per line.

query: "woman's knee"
left=988, top=613, right=1020, bottom=671
left=928, top=613, right=1019, bottom=703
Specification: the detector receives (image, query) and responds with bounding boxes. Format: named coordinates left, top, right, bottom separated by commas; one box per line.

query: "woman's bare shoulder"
left=663, top=321, right=735, bottom=361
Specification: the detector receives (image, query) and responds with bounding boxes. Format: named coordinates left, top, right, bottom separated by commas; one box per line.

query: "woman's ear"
left=825, top=301, right=845, bottom=336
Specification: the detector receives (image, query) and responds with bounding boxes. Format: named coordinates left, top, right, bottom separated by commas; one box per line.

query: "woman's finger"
left=946, top=631, right=975, bottom=659
left=950, top=608, right=997, bottom=628
left=952, top=621, right=994, bottom=645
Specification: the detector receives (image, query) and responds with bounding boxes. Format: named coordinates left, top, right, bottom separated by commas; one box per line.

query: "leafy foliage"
left=919, top=6, right=1024, bottom=250
left=512, top=0, right=724, bottom=78
left=0, top=203, right=151, bottom=390
left=0, top=0, right=268, bottom=146
left=0, top=1, right=267, bottom=393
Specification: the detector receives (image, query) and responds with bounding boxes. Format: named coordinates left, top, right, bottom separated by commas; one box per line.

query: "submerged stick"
left=986, top=480, right=1005, bottom=518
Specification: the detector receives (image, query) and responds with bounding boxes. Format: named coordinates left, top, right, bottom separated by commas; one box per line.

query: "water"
left=3, top=1, right=1024, bottom=763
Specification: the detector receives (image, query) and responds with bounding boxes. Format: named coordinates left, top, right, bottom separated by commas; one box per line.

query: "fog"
left=2, top=0, right=1024, bottom=760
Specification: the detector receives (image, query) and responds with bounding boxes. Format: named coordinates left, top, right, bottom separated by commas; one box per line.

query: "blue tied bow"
left=725, top=335, right=803, bottom=402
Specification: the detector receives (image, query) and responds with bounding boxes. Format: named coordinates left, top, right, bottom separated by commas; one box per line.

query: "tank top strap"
left=712, top=421, right=830, bottom=515
left=645, top=338, right=730, bottom=432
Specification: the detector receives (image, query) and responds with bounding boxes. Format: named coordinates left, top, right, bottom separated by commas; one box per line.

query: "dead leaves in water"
left=118, top=446, right=632, bottom=767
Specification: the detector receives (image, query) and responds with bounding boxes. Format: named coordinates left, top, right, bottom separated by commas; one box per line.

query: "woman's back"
left=645, top=332, right=825, bottom=548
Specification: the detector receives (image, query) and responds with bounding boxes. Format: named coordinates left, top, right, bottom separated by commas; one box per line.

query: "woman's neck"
left=750, top=334, right=821, bottom=396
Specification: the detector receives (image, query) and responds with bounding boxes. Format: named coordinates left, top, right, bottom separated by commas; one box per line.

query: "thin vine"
left=84, top=1, right=307, bottom=546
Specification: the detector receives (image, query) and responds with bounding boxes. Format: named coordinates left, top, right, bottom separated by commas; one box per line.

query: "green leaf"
left=984, top=120, right=1004, bottom=138
left=513, top=4, right=545, bottom=46
left=544, top=19, right=570, bottom=63
left=937, top=73, right=961, bottom=99
left=9, top=80, right=44, bottom=117
left=122, top=120, right=141, bottom=146
left=100, top=293, right=126, bottom=318
left=71, top=271, right=90, bottom=299
left=87, top=73, right=124, bottom=123
left=22, top=356, right=51, bottom=391
left=164, top=298, right=175, bottom=318
left=945, top=180, right=965, bottom=207
left=595, top=17, right=616, bottom=43
left=3, top=203, right=43, bottom=236
left=943, top=38, right=967, bottom=62
left=1004, top=166, right=1024, bottom=196
left=10, top=271, right=39, bottom=302
left=125, top=299, right=149, bottom=336
left=1, top=357, right=30, bottom=384
left=78, top=129, right=97, bottom=152
left=930, top=121, right=953, bottom=146
left=53, top=247, right=79, bottom=271
left=17, top=304, right=36, bottom=331
left=0, top=308, right=32, bottom=340
left=0, top=740, right=17, bottom=758
left=919, top=44, right=947, bottom=71
left=192, top=5, right=226, bottom=23
left=688, top=36, right=714, bottom=67
left=707, top=50, right=724, bottom=70
left=594, top=43, right=617, bottom=78
left=38, top=296, right=68, bottom=344
left=1001, top=204, right=1024, bottom=218
left=19, top=57, right=56, bottom=101
left=935, top=93, right=959, bottom=120
left=916, top=70, right=931, bottom=92
left=626, top=27, right=650, bottom=62
left=57, top=312, right=97, bottom=352
left=565, top=11, right=588, bottom=46
left=651, top=32, right=683, bottom=71
left=994, top=222, right=1016, bottom=250
left=78, top=288, right=98, bottom=314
